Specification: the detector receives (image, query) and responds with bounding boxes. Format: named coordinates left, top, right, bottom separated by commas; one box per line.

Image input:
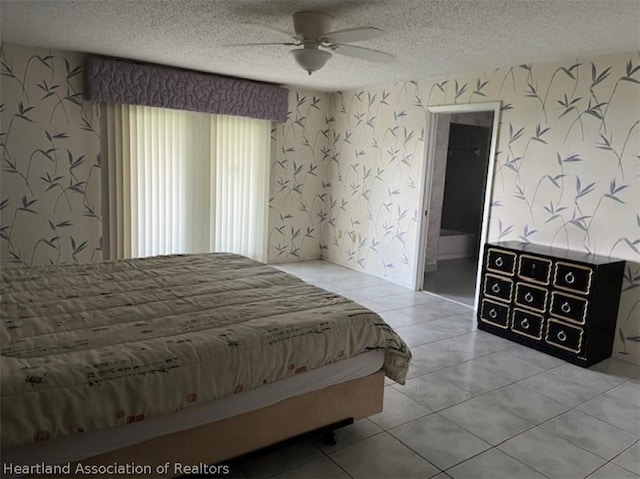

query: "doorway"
left=415, top=103, right=501, bottom=310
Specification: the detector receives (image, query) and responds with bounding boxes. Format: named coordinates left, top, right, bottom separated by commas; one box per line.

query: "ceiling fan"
left=230, top=11, right=395, bottom=75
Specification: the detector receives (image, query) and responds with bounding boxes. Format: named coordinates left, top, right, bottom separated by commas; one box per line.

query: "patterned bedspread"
left=0, top=253, right=410, bottom=449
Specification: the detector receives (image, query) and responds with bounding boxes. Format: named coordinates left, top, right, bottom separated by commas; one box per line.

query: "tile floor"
left=423, top=257, right=479, bottom=307
left=232, top=260, right=639, bottom=479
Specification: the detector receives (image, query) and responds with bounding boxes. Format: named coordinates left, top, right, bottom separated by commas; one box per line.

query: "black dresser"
left=477, top=241, right=625, bottom=367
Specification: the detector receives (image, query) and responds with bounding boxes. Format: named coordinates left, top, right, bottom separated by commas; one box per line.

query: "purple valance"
left=84, top=56, right=288, bottom=122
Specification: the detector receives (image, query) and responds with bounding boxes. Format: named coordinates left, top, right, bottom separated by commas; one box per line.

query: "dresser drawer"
left=553, top=262, right=592, bottom=294
left=480, top=299, right=510, bottom=329
left=511, top=308, right=544, bottom=340
left=550, top=292, right=588, bottom=325
left=486, top=248, right=516, bottom=276
left=514, top=283, right=547, bottom=312
left=518, top=255, right=551, bottom=285
left=545, top=319, right=584, bottom=354
left=483, top=274, right=513, bottom=302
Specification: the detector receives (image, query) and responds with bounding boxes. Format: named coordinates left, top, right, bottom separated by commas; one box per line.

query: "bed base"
left=57, top=370, right=384, bottom=478
left=319, top=417, right=354, bottom=445
left=212, top=416, right=353, bottom=474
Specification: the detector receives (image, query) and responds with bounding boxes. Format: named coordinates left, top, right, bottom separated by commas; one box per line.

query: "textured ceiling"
left=1, top=0, right=639, bottom=92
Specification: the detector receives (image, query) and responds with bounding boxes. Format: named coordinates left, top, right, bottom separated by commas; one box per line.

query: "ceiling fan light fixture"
left=291, top=48, right=332, bottom=75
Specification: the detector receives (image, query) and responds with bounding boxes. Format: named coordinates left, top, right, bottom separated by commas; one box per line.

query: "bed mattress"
left=2, top=349, right=384, bottom=466
left=1, top=253, right=410, bottom=450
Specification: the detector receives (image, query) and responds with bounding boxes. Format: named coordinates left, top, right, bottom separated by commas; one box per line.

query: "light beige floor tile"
left=550, top=363, right=634, bottom=393
left=478, top=383, right=570, bottom=424
left=439, top=397, right=533, bottom=445
left=369, top=386, right=431, bottom=430
left=410, top=342, right=479, bottom=372
left=272, top=456, right=349, bottom=478
left=389, top=414, right=490, bottom=470
left=330, top=432, right=440, bottom=478
left=591, top=358, right=640, bottom=379
left=434, top=362, right=511, bottom=395
left=586, top=462, right=639, bottom=479
left=395, top=372, right=473, bottom=411
left=606, top=379, right=640, bottom=407
left=506, top=345, right=565, bottom=370
left=313, top=419, right=382, bottom=453
left=613, top=442, right=640, bottom=475
left=448, top=448, right=545, bottom=479
left=498, top=427, right=606, bottom=479
left=542, top=409, right=637, bottom=459
left=379, top=309, right=425, bottom=328
left=578, top=395, right=640, bottom=436
left=398, top=301, right=472, bottom=322
left=518, top=369, right=602, bottom=406
left=469, top=349, right=552, bottom=381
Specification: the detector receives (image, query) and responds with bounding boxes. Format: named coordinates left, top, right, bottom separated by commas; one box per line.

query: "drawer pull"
left=489, top=308, right=497, bottom=319
left=561, top=302, right=571, bottom=313
left=492, top=283, right=501, bottom=293
left=495, top=257, right=504, bottom=267
left=521, top=318, right=530, bottom=330
left=557, top=331, right=567, bottom=342
left=524, top=292, right=534, bottom=303
left=565, top=272, right=575, bottom=284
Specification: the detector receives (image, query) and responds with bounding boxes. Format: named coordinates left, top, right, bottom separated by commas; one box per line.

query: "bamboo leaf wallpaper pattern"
left=268, top=90, right=330, bottom=261
left=2, top=43, right=639, bottom=363
left=1, top=43, right=102, bottom=265
left=269, top=51, right=639, bottom=362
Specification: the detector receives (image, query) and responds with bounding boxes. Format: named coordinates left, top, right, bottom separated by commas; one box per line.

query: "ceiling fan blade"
left=324, top=26, right=383, bottom=44
left=250, top=23, right=300, bottom=41
left=330, top=44, right=395, bottom=63
left=223, top=42, right=298, bottom=47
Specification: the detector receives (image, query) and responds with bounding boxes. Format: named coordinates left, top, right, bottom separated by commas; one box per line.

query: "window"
left=102, top=104, right=270, bottom=262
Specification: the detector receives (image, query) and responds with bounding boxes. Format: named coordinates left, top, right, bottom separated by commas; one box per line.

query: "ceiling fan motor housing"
left=293, top=11, right=333, bottom=39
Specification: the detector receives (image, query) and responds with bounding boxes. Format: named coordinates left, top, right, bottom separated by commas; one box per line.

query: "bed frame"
left=59, top=370, right=384, bottom=477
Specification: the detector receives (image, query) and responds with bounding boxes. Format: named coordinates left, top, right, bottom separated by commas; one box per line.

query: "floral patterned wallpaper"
left=2, top=42, right=638, bottom=362
left=322, top=51, right=640, bottom=362
left=325, top=53, right=639, bottom=281
left=268, top=89, right=330, bottom=261
left=1, top=43, right=102, bottom=265
left=324, top=86, right=427, bottom=279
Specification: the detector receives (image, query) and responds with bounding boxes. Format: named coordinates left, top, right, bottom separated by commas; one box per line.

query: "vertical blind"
left=103, top=104, right=270, bottom=262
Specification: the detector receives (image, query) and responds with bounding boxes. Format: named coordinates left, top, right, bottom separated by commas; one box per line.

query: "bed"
left=1, top=253, right=410, bottom=475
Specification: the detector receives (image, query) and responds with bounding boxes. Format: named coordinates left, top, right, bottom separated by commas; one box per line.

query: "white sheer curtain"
left=103, top=104, right=270, bottom=262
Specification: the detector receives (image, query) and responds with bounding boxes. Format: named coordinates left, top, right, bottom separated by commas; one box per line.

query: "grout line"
left=421, top=289, right=476, bottom=309
left=495, top=447, right=554, bottom=479
left=605, top=439, right=640, bottom=476
left=378, top=430, right=444, bottom=476
left=445, top=445, right=552, bottom=479
left=370, top=409, right=434, bottom=432
left=317, top=431, right=388, bottom=479
left=316, top=442, right=356, bottom=479
left=587, top=457, right=636, bottom=479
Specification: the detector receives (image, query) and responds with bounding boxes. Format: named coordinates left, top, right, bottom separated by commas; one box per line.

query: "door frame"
left=413, top=101, right=502, bottom=311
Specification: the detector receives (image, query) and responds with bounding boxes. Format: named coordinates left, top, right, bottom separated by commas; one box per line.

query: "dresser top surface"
left=488, top=241, right=626, bottom=266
